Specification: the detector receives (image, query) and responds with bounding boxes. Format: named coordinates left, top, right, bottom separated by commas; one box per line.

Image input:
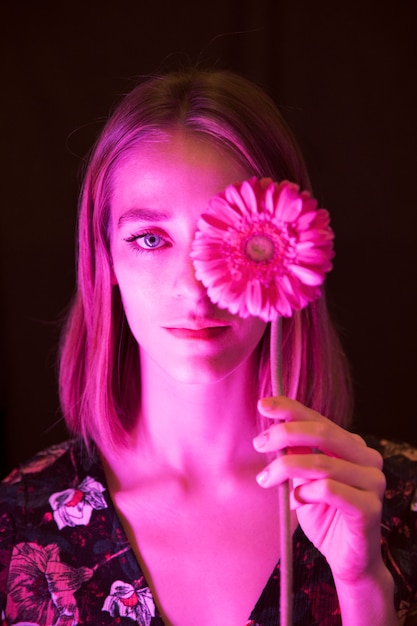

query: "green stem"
left=270, top=317, right=293, bottom=626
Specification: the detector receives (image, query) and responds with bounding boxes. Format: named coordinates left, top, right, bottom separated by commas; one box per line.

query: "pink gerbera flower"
left=191, top=177, right=335, bottom=626
left=191, top=177, right=334, bottom=321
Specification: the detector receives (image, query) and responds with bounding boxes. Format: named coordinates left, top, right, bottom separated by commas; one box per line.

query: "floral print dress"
left=0, top=437, right=416, bottom=626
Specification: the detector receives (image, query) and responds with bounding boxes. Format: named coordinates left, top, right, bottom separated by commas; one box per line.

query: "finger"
left=258, top=397, right=367, bottom=450
left=258, top=396, right=324, bottom=422
left=253, top=419, right=383, bottom=470
left=253, top=429, right=313, bottom=457
left=292, top=478, right=383, bottom=522
left=258, top=398, right=370, bottom=451
left=255, top=453, right=386, bottom=499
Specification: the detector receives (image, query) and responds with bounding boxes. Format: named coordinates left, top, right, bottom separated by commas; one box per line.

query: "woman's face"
left=110, top=131, right=267, bottom=384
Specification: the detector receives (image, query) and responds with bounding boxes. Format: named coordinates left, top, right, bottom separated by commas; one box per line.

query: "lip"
left=165, top=318, right=231, bottom=330
left=164, top=326, right=230, bottom=340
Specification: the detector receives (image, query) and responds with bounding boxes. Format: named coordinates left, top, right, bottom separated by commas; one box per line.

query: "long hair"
left=59, top=68, right=352, bottom=452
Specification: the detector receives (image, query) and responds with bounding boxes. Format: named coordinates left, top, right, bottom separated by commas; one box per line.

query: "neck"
left=124, top=348, right=262, bottom=479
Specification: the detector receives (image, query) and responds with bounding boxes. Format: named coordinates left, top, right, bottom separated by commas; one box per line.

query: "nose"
left=173, top=252, right=208, bottom=301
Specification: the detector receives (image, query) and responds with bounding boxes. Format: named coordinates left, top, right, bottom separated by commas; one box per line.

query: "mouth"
left=164, top=325, right=230, bottom=340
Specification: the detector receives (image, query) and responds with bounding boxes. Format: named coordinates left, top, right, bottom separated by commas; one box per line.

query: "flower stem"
left=270, top=317, right=293, bottom=626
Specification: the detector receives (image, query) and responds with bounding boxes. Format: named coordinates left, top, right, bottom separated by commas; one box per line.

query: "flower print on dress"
left=307, top=580, right=340, bottom=624
left=102, top=580, right=156, bottom=625
left=49, top=476, right=107, bottom=530
left=3, top=442, right=70, bottom=486
left=6, top=542, right=92, bottom=626
left=191, top=177, right=334, bottom=321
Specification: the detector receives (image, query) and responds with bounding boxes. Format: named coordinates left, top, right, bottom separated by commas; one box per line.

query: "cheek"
left=115, top=267, right=178, bottom=351
left=118, top=292, right=156, bottom=350
left=117, top=277, right=154, bottom=327
left=237, top=318, right=268, bottom=347
left=224, top=318, right=267, bottom=369
left=113, top=252, right=161, bottom=302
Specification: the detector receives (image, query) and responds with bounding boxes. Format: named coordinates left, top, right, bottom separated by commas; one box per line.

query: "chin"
left=162, top=355, right=252, bottom=386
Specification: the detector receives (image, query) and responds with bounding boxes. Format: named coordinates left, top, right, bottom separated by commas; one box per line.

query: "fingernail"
left=256, top=468, right=270, bottom=486
left=253, top=431, right=269, bottom=450
left=259, top=397, right=279, bottom=411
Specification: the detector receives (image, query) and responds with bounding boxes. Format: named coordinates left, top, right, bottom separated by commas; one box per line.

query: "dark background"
left=1, top=0, right=416, bottom=477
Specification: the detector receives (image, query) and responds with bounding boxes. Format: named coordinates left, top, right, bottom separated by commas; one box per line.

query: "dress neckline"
left=89, top=440, right=302, bottom=624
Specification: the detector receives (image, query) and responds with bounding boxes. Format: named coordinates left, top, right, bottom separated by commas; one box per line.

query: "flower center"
left=245, top=235, right=275, bottom=262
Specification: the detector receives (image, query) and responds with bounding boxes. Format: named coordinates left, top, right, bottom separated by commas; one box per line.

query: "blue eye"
left=124, top=231, right=168, bottom=253
left=137, top=233, right=163, bottom=249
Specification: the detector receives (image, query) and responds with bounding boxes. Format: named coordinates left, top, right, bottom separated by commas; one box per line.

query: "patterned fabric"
left=0, top=437, right=416, bottom=625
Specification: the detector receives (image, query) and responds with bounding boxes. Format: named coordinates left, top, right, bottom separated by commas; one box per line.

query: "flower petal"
left=288, top=264, right=324, bottom=286
left=191, top=177, right=334, bottom=320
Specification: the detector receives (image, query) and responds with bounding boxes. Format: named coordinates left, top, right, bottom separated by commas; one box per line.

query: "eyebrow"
left=117, top=208, right=172, bottom=227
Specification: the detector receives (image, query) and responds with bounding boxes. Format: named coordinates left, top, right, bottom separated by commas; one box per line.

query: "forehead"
left=110, top=131, right=250, bottom=208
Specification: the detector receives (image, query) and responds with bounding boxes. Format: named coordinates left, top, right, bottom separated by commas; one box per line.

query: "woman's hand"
left=254, top=396, right=387, bottom=586
left=254, top=396, right=398, bottom=624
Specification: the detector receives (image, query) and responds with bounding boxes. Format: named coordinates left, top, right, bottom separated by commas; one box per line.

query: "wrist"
left=334, top=564, right=398, bottom=626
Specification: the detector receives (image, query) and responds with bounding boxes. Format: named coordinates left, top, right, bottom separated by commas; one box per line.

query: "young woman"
left=1, top=69, right=416, bottom=626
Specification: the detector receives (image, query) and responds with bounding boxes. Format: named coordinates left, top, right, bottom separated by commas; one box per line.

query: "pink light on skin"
left=106, top=131, right=289, bottom=625
left=109, top=134, right=267, bottom=387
